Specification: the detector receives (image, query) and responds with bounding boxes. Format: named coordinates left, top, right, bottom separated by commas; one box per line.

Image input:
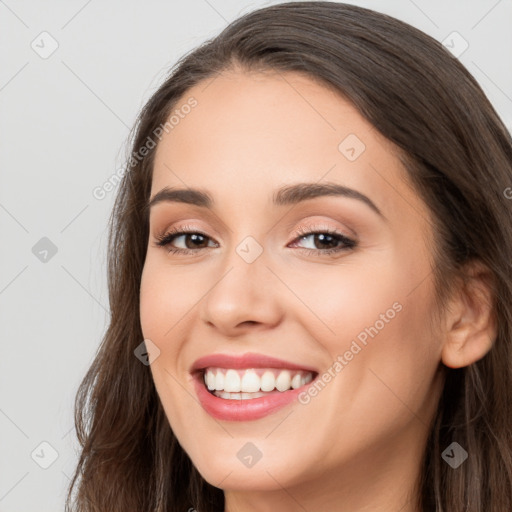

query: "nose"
left=199, top=249, right=286, bottom=336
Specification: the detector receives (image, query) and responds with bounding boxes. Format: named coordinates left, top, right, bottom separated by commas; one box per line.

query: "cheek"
left=282, top=256, right=404, bottom=348
left=287, top=252, right=440, bottom=417
left=139, top=258, right=197, bottom=433
left=139, top=256, right=198, bottom=342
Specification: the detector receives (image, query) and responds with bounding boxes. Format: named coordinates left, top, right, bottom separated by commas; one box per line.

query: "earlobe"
left=441, top=261, right=497, bottom=369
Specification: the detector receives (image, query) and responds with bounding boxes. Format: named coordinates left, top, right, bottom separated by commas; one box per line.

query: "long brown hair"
left=65, top=2, right=512, bottom=510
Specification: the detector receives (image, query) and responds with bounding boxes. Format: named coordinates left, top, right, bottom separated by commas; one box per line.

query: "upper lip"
left=190, top=352, right=319, bottom=374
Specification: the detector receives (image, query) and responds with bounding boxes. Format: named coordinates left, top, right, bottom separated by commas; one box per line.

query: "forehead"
left=151, top=70, right=428, bottom=225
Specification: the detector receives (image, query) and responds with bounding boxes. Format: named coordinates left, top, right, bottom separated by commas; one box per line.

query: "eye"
left=289, top=225, right=357, bottom=255
left=154, top=224, right=218, bottom=255
left=154, top=224, right=357, bottom=256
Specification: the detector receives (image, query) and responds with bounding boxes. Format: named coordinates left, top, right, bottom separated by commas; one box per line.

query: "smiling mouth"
left=201, top=367, right=317, bottom=400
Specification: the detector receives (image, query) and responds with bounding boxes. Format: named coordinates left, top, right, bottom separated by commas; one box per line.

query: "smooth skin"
left=140, top=68, right=496, bottom=512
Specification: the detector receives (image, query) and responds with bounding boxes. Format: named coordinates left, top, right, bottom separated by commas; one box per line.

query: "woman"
left=66, top=2, right=512, bottom=511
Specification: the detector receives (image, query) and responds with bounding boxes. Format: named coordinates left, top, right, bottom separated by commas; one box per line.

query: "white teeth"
left=260, top=371, right=275, bottom=392
left=214, top=371, right=224, bottom=391
left=224, top=369, right=241, bottom=392
left=203, top=367, right=314, bottom=394
left=291, top=373, right=302, bottom=389
left=206, top=370, right=216, bottom=391
left=275, top=370, right=291, bottom=392
left=240, top=370, right=260, bottom=393
left=214, top=390, right=268, bottom=400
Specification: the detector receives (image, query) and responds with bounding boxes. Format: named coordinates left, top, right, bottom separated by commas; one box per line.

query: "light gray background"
left=1, top=0, right=511, bottom=510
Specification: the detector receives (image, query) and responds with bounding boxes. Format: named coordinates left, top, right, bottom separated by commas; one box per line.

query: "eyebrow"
left=147, top=182, right=385, bottom=220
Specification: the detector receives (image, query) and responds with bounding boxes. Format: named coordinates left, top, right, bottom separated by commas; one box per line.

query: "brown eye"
left=155, top=226, right=218, bottom=255
left=290, top=227, right=356, bottom=255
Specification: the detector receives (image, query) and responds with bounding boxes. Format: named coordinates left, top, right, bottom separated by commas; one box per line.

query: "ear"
left=441, top=260, right=497, bottom=369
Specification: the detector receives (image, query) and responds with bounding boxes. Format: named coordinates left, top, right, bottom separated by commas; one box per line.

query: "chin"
left=190, top=449, right=306, bottom=492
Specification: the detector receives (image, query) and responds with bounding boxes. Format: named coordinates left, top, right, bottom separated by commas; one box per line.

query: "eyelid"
left=281, top=214, right=358, bottom=246
left=155, top=220, right=354, bottom=243
left=154, top=221, right=357, bottom=257
left=150, top=211, right=225, bottom=239
left=293, top=221, right=355, bottom=239
left=154, top=223, right=214, bottom=246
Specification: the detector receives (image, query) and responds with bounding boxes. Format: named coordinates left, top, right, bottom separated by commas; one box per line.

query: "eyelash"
left=154, top=224, right=357, bottom=257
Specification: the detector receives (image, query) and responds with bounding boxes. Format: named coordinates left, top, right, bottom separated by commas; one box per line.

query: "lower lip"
left=192, top=372, right=313, bottom=421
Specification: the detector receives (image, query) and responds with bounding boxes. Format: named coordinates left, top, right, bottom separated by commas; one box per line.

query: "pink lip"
left=190, top=352, right=318, bottom=422
left=190, top=352, right=319, bottom=373
left=192, top=373, right=315, bottom=421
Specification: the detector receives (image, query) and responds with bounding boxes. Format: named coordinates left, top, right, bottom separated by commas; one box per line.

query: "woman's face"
left=140, top=70, right=446, bottom=503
